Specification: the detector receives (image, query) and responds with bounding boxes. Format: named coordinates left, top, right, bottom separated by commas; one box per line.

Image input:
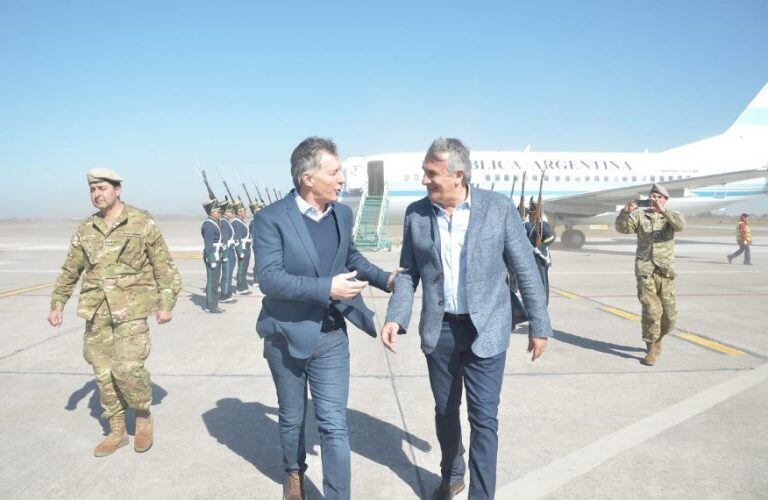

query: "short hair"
left=290, top=137, right=338, bottom=190
left=107, top=180, right=122, bottom=188
left=741, top=213, right=749, bottom=218
left=425, top=138, right=472, bottom=186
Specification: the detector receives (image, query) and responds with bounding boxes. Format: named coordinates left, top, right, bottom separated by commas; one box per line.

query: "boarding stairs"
left=353, top=187, right=392, bottom=251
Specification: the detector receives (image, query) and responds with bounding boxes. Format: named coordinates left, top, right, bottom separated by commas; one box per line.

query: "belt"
left=443, top=312, right=471, bottom=322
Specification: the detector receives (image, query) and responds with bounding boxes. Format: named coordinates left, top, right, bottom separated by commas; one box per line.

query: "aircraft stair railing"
left=374, top=183, right=392, bottom=251
left=352, top=187, right=368, bottom=241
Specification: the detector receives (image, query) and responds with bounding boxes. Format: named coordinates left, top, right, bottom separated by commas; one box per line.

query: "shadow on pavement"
left=187, top=291, right=209, bottom=311
left=202, top=398, right=439, bottom=499
left=65, top=380, right=168, bottom=435
left=553, top=330, right=645, bottom=361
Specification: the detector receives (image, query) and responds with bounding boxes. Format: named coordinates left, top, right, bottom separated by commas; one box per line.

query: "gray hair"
left=290, top=137, right=338, bottom=190
left=425, top=138, right=472, bottom=186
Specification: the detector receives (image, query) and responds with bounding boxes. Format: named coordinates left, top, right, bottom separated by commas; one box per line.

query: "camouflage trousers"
left=636, top=270, right=677, bottom=343
left=84, top=302, right=152, bottom=420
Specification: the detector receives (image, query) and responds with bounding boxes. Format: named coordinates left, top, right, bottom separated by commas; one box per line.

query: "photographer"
left=615, top=184, right=686, bottom=366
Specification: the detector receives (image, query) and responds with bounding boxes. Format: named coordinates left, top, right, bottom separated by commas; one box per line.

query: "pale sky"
left=1, top=1, right=767, bottom=218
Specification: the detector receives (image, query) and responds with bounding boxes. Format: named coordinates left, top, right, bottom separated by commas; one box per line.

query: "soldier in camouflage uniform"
left=47, top=168, right=182, bottom=456
left=615, top=184, right=685, bottom=366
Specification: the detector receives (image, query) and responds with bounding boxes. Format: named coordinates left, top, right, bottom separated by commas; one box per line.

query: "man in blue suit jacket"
left=254, top=137, right=396, bottom=500
left=382, top=138, right=552, bottom=500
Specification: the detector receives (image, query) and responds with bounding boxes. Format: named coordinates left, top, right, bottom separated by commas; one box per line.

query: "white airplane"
left=340, top=82, right=768, bottom=248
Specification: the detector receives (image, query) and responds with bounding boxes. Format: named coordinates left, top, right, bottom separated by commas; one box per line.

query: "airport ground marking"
left=497, top=363, right=768, bottom=499
left=552, top=287, right=580, bottom=300
left=552, top=288, right=750, bottom=357
left=600, top=306, right=641, bottom=321
left=675, top=332, right=746, bottom=356
left=0, top=282, right=54, bottom=299
left=170, top=251, right=201, bottom=260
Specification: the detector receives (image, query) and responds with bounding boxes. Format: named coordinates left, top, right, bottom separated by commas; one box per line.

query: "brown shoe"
left=94, top=413, right=129, bottom=457
left=433, top=478, right=465, bottom=499
left=641, top=341, right=660, bottom=366
left=283, top=471, right=305, bottom=500
left=134, top=410, right=153, bottom=453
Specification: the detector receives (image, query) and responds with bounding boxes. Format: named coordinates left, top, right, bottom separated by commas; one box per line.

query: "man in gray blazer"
left=254, top=137, right=397, bottom=500
left=382, top=138, right=552, bottom=500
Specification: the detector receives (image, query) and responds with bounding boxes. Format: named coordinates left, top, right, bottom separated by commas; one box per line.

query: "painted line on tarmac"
left=170, top=251, right=201, bottom=260
left=497, top=363, right=768, bottom=499
left=0, top=282, right=54, bottom=298
left=553, top=287, right=749, bottom=357
left=600, top=306, right=641, bottom=321
left=552, top=288, right=580, bottom=300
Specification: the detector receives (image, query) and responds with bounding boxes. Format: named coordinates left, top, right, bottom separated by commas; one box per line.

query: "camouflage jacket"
left=51, top=204, right=182, bottom=322
left=615, top=208, right=686, bottom=278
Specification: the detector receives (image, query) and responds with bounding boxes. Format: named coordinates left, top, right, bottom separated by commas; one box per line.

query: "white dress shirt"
left=295, top=192, right=333, bottom=222
left=432, top=190, right=471, bottom=314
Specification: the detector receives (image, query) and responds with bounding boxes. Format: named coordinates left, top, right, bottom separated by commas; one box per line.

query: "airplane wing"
left=545, top=166, right=768, bottom=217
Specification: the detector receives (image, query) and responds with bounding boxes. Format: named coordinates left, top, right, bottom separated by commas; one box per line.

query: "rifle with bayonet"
left=534, top=173, right=545, bottom=247
left=250, top=178, right=266, bottom=205
left=510, top=177, right=517, bottom=199
left=200, top=170, right=219, bottom=203
left=517, top=171, right=527, bottom=219
left=243, top=183, right=259, bottom=215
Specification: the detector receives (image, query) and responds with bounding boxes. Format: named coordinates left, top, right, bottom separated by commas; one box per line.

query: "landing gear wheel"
left=561, top=229, right=586, bottom=249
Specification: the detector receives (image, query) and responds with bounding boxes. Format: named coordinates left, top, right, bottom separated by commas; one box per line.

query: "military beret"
left=87, top=168, right=124, bottom=184
left=649, top=183, right=669, bottom=198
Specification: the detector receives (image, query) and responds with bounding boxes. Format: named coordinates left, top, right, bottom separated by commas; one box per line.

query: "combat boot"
left=134, top=409, right=154, bottom=453
left=93, top=413, right=129, bottom=457
left=641, top=342, right=657, bottom=366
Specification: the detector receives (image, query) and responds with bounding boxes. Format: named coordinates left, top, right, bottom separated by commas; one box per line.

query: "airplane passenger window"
left=555, top=176, right=561, bottom=181
left=604, top=176, right=609, bottom=181
left=544, top=175, right=550, bottom=181
left=513, top=175, right=519, bottom=181
left=678, top=175, right=682, bottom=179
left=504, top=175, right=509, bottom=181
left=585, top=175, right=590, bottom=181
left=575, top=176, right=581, bottom=181
left=532, top=175, right=538, bottom=181
left=485, top=175, right=491, bottom=181
left=495, top=174, right=500, bottom=181
left=622, top=176, right=628, bottom=182
left=650, top=176, right=655, bottom=181
left=632, top=176, right=637, bottom=182
left=642, top=176, right=647, bottom=181
left=565, top=176, right=570, bottom=181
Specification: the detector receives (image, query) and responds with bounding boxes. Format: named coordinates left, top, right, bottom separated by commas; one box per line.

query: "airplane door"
left=367, top=161, right=384, bottom=196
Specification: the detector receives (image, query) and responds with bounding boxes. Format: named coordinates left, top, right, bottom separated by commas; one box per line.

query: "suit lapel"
left=426, top=199, right=442, bottom=262
left=330, top=204, right=346, bottom=272
left=464, top=186, right=487, bottom=261
left=285, top=192, right=322, bottom=276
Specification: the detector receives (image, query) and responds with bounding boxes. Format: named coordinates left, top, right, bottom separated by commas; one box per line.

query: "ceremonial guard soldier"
left=524, top=198, right=555, bottom=305
left=232, top=199, right=252, bottom=295
left=201, top=198, right=224, bottom=313
left=219, top=198, right=236, bottom=303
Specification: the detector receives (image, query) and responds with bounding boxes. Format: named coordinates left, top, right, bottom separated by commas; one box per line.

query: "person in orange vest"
left=727, top=213, right=753, bottom=265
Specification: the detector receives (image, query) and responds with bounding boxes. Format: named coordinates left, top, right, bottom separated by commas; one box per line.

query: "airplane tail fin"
left=726, top=82, right=768, bottom=135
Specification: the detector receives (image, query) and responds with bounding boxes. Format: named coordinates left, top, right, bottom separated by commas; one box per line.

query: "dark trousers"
left=729, top=243, right=752, bottom=264
left=220, top=248, right=235, bottom=299
left=204, top=261, right=221, bottom=309
left=264, top=328, right=351, bottom=500
left=426, top=317, right=506, bottom=500
left=236, top=246, right=250, bottom=292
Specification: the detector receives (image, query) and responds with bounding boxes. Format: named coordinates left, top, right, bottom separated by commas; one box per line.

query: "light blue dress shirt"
left=432, top=190, right=471, bottom=314
left=295, top=192, right=333, bottom=221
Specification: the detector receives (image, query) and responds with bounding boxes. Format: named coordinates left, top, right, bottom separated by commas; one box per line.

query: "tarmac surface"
left=1, top=219, right=767, bottom=499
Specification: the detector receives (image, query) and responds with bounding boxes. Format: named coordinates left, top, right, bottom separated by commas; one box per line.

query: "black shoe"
left=727, top=255, right=733, bottom=263
left=205, top=307, right=224, bottom=313
left=433, top=479, right=465, bottom=499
